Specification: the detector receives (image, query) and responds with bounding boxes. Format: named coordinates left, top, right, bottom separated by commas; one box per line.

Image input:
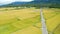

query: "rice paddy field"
left=0, top=7, right=60, bottom=34
left=0, top=8, right=42, bottom=34
left=43, top=8, right=60, bottom=34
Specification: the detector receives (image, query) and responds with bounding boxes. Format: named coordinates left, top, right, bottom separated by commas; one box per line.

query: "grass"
left=0, top=8, right=41, bottom=34
left=0, top=7, right=60, bottom=34
left=53, top=24, right=60, bottom=34
left=0, top=24, right=18, bottom=34
left=11, top=15, right=42, bottom=34
left=43, top=8, right=60, bottom=34
left=0, top=15, right=41, bottom=34
left=12, top=25, right=42, bottom=34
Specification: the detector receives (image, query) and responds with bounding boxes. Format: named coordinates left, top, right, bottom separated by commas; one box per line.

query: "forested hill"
left=0, top=0, right=60, bottom=8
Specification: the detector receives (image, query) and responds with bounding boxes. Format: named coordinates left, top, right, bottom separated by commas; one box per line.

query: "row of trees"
left=0, top=3, right=60, bottom=9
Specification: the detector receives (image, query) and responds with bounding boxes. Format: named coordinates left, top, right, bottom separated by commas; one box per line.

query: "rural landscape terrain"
left=0, top=0, right=60, bottom=34
left=0, top=7, right=60, bottom=34
left=0, top=7, right=41, bottom=34
left=43, top=8, right=60, bottom=34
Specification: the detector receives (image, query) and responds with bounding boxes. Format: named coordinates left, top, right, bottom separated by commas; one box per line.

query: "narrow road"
left=40, top=8, right=48, bottom=34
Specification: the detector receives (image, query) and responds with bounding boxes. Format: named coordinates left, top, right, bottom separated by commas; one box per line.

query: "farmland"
left=0, top=8, right=41, bottom=34
left=0, top=7, right=60, bottom=34
left=43, top=8, right=60, bottom=34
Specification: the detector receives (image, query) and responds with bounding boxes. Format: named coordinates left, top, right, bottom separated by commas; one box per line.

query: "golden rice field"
left=0, top=8, right=42, bottom=34
left=43, top=8, right=60, bottom=34
left=0, top=7, right=60, bottom=34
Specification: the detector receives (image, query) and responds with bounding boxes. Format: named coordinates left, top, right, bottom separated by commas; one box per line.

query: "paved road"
left=40, top=8, right=48, bottom=34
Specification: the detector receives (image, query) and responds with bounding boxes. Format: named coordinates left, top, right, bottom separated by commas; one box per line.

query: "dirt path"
left=40, top=8, right=48, bottom=34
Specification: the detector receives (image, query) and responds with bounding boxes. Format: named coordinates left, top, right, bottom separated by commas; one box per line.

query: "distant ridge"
left=0, top=0, right=60, bottom=8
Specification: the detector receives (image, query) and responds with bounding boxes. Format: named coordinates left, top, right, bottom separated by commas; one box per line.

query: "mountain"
left=0, top=0, right=60, bottom=8
left=0, top=0, right=40, bottom=7
left=9, top=1, right=40, bottom=5
left=9, top=2, right=27, bottom=5
left=5, top=0, right=60, bottom=5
